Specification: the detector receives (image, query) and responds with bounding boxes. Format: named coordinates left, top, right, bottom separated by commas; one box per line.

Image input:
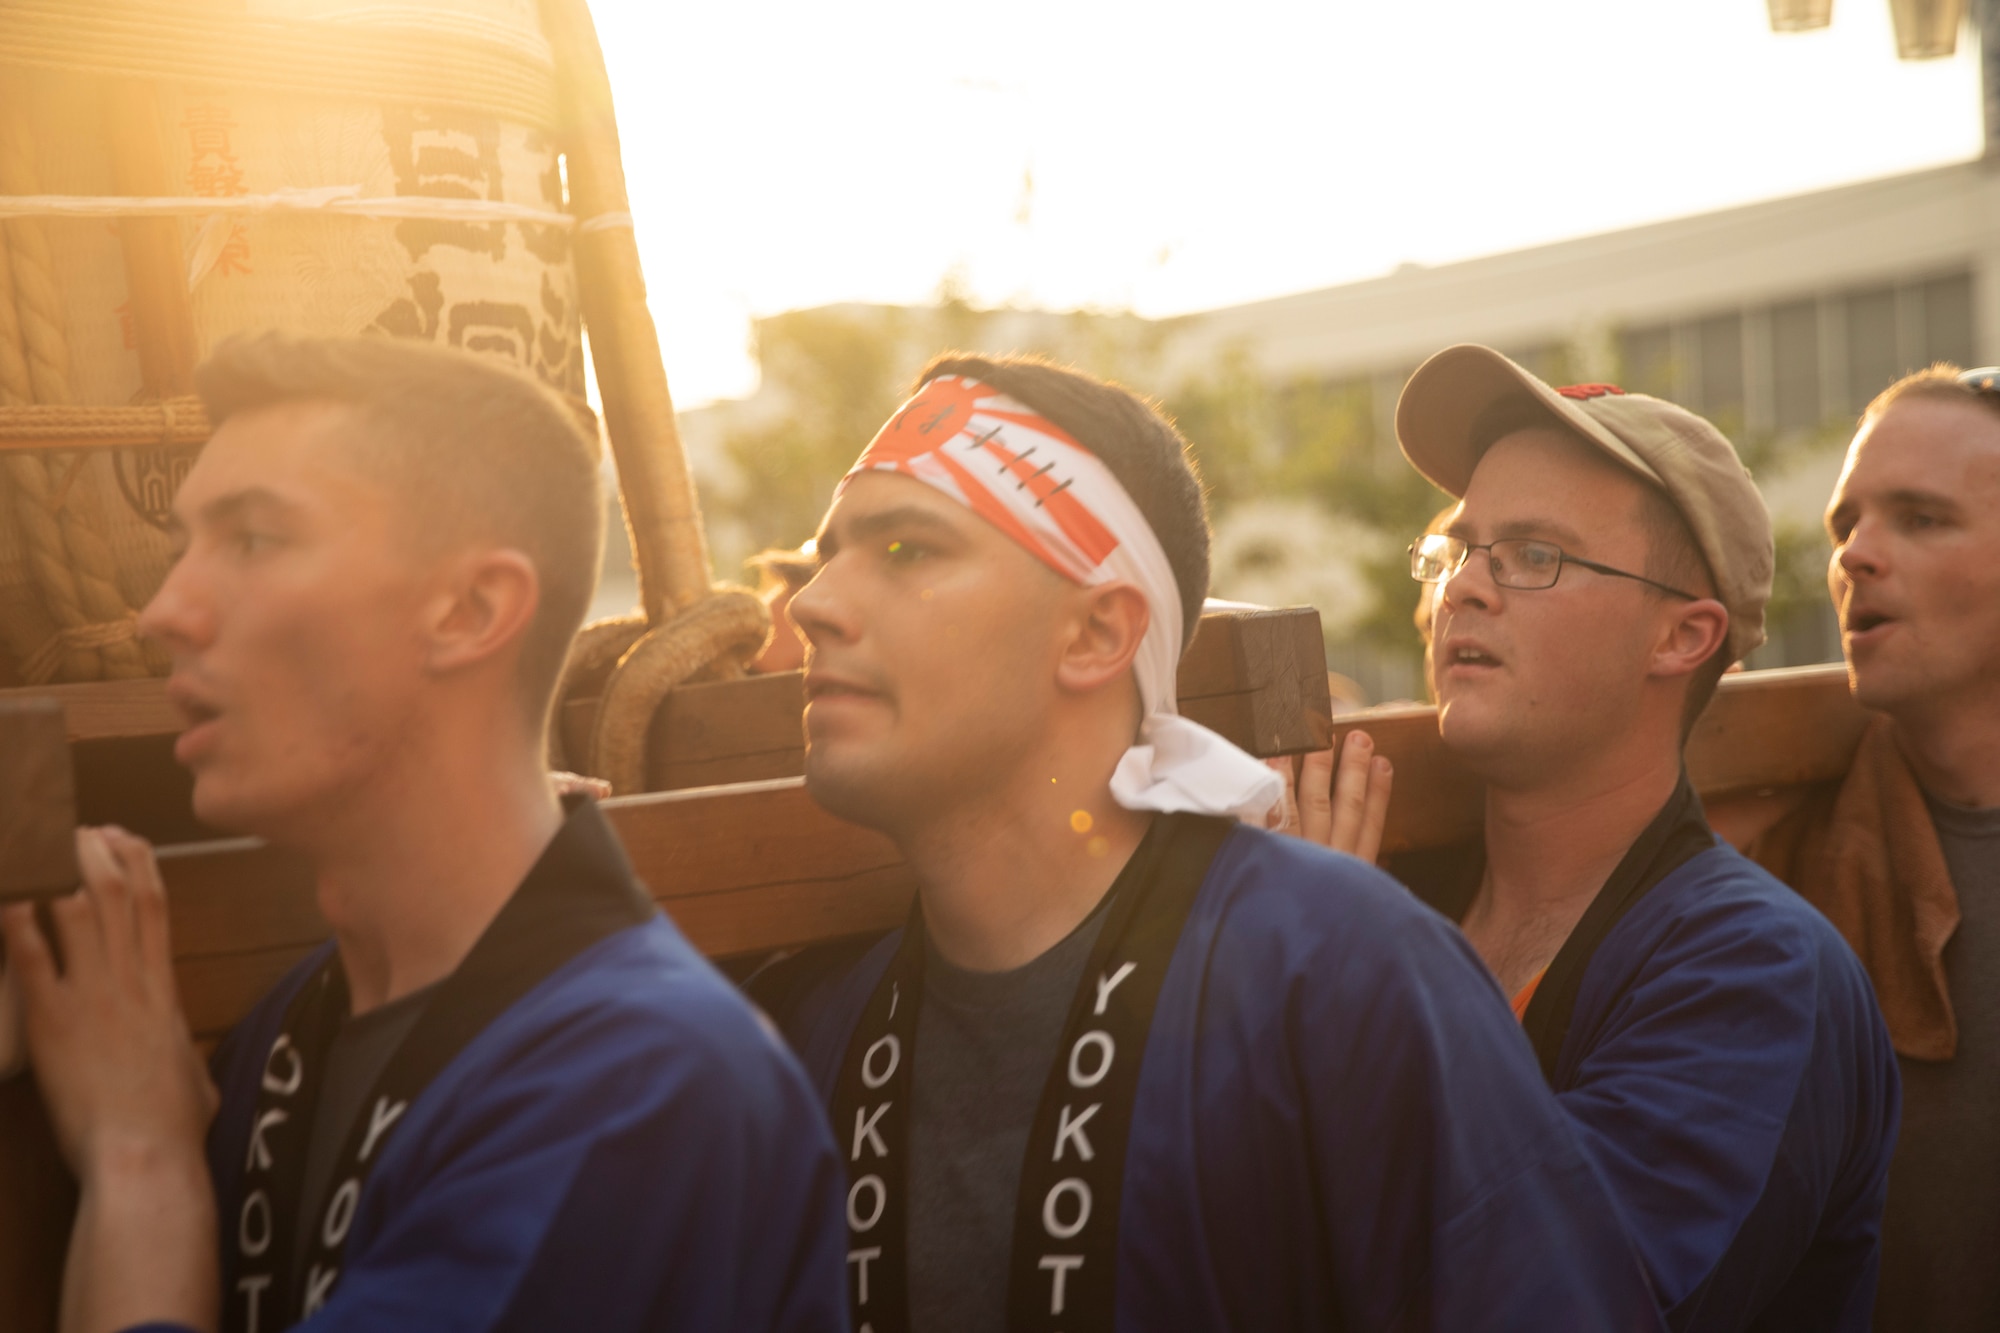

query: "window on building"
left=1497, top=342, right=1573, bottom=385
left=1771, top=299, right=1820, bottom=434
left=1922, top=273, right=1976, bottom=369
left=1845, top=287, right=1901, bottom=413
left=1695, top=313, right=1744, bottom=423
left=1618, top=324, right=1674, bottom=398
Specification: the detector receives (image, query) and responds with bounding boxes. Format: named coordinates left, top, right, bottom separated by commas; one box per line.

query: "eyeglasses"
left=1958, top=367, right=2000, bottom=395
left=1408, top=532, right=1698, bottom=600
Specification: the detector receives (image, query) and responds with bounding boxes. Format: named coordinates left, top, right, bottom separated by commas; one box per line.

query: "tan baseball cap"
left=1396, top=344, right=1774, bottom=660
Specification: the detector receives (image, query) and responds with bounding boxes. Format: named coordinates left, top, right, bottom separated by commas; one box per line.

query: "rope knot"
left=19, top=614, right=142, bottom=685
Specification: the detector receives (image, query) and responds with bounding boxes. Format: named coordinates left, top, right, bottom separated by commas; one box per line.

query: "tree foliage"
left=715, top=305, right=915, bottom=561
left=699, top=298, right=1847, bottom=691
left=1165, top=351, right=1447, bottom=661
left=704, top=297, right=1449, bottom=681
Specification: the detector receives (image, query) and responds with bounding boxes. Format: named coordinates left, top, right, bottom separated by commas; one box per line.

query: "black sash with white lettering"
left=831, top=812, right=1233, bottom=1333
left=224, top=797, right=656, bottom=1333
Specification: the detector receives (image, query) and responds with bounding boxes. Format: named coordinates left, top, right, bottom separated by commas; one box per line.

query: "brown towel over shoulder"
left=1751, top=713, right=1961, bottom=1061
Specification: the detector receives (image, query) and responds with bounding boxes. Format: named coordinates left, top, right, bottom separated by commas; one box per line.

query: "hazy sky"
left=592, top=0, right=1982, bottom=408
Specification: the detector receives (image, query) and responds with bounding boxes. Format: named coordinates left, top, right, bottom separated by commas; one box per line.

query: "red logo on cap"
left=1557, top=383, right=1625, bottom=400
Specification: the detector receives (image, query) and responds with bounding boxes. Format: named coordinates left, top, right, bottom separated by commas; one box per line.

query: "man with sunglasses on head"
left=1354, top=346, right=1897, bottom=1331
left=1747, top=365, right=2000, bottom=1332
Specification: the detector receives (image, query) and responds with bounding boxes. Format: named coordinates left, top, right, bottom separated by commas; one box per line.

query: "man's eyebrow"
left=193, top=487, right=305, bottom=529
left=1879, top=487, right=1963, bottom=512
left=1487, top=517, right=1589, bottom=548
left=841, top=505, right=965, bottom=542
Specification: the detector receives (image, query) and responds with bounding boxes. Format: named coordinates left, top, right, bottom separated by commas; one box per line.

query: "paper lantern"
left=1889, top=0, right=1967, bottom=58
left=1767, top=0, right=1835, bottom=30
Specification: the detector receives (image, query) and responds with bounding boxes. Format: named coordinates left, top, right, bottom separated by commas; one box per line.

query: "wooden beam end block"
left=1179, top=607, right=1333, bottom=756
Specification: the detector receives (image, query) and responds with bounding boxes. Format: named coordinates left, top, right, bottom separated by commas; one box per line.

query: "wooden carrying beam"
left=554, top=607, right=1342, bottom=793
left=1321, top=662, right=1869, bottom=856
left=3, top=660, right=1868, bottom=1048
left=159, top=662, right=1866, bottom=1046
left=156, top=781, right=913, bottom=1045
left=0, top=662, right=1867, bottom=1329
left=0, top=608, right=1338, bottom=829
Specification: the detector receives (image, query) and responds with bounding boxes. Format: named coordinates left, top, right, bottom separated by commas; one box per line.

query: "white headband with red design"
left=840, top=375, right=1283, bottom=824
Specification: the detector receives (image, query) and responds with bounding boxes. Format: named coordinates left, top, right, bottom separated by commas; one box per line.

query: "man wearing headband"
left=1361, top=346, right=1898, bottom=1329
left=752, top=354, right=1660, bottom=1332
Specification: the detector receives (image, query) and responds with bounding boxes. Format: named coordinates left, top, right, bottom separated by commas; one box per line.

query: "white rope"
left=577, top=211, right=634, bottom=235
left=0, top=185, right=575, bottom=229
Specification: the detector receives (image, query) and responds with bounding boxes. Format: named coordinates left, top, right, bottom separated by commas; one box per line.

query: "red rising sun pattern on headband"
left=865, top=376, right=984, bottom=464
left=854, top=377, right=1120, bottom=580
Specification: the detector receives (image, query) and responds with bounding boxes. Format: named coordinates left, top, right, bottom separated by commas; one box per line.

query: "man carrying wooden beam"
left=1748, top=365, right=2000, bottom=1332
left=751, top=355, right=1662, bottom=1332
left=0, top=334, right=846, bottom=1333
left=1299, top=346, right=1900, bottom=1331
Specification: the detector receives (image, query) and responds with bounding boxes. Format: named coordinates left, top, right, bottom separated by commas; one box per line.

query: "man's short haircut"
left=912, top=353, right=1211, bottom=647
left=1863, top=362, right=2000, bottom=424
left=195, top=332, right=605, bottom=726
left=1470, top=396, right=1726, bottom=739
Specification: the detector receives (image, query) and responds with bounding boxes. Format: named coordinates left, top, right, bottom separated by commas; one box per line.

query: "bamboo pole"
left=537, top=0, right=714, bottom=622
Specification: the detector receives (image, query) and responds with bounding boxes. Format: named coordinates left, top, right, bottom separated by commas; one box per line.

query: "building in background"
left=669, top=160, right=1999, bottom=700
left=1164, top=159, right=1993, bottom=685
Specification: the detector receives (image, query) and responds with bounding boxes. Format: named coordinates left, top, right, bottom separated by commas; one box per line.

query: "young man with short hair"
left=1367, top=346, right=1898, bottom=1330
left=1749, top=365, right=2000, bottom=1331
left=753, top=354, right=1662, bottom=1332
left=0, top=334, right=845, bottom=1333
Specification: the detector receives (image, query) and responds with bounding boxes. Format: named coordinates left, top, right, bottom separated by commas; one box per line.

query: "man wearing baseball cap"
left=1383, top=346, right=1899, bottom=1330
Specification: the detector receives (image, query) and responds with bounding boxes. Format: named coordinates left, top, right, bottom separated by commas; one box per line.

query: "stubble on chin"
left=802, top=750, right=903, bottom=836
left=1848, top=657, right=1924, bottom=720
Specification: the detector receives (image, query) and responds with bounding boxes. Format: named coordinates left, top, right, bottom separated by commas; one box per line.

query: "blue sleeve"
left=1552, top=887, right=1896, bottom=1331
left=1293, top=879, right=1665, bottom=1331
left=299, top=999, right=848, bottom=1333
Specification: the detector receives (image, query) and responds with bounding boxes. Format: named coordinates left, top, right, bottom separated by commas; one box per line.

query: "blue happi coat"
left=776, top=822, right=1665, bottom=1332
left=198, top=915, right=847, bottom=1332
left=1536, top=845, right=1901, bottom=1332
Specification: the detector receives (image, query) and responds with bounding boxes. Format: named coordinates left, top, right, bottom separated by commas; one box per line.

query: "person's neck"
left=1478, top=744, right=1684, bottom=928
left=1891, top=683, right=2000, bottom=809
left=292, top=720, right=564, bottom=1015
left=898, top=733, right=1150, bottom=974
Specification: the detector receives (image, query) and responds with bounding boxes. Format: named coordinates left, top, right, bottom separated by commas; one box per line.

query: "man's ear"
left=424, top=547, right=541, bottom=677
left=1054, top=582, right=1151, bottom=696
left=1649, top=596, right=1730, bottom=682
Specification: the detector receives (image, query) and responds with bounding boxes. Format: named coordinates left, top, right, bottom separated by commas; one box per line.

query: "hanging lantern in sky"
left=1767, top=0, right=1836, bottom=30
left=1887, top=0, right=1968, bottom=57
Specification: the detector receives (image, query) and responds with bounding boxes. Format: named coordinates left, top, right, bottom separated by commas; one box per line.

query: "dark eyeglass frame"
left=1408, top=532, right=1699, bottom=600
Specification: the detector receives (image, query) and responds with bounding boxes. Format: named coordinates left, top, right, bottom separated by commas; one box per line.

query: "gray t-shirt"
left=1875, top=794, right=2000, bottom=1332
left=907, top=903, right=1110, bottom=1333
left=291, top=982, right=435, bottom=1277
